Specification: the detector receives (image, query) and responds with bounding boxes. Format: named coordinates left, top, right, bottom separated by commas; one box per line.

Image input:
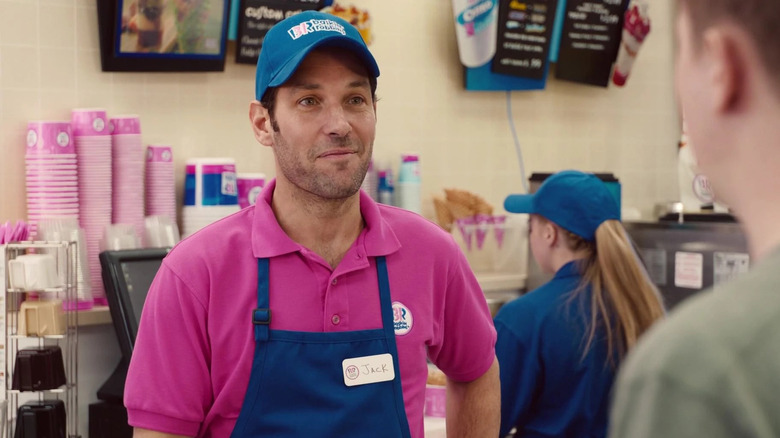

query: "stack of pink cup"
left=111, top=115, right=145, bottom=241
left=25, top=121, right=80, bottom=238
left=237, top=173, right=266, bottom=209
left=72, top=108, right=112, bottom=305
left=145, top=145, right=176, bottom=226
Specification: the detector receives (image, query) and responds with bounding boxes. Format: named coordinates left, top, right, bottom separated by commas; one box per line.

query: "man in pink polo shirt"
left=125, top=10, right=499, bottom=438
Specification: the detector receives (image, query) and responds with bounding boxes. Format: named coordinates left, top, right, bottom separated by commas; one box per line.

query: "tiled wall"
left=1, top=0, right=680, bottom=223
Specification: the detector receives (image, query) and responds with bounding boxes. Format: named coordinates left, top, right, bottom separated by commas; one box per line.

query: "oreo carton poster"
left=236, top=0, right=328, bottom=64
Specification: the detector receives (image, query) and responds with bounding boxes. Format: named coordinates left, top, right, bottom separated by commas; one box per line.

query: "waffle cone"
left=433, top=197, right=454, bottom=232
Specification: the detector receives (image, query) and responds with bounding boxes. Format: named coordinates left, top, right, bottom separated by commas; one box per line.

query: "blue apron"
left=230, top=257, right=413, bottom=437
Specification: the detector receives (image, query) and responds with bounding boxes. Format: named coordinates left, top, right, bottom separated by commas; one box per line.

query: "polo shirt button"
left=331, top=278, right=337, bottom=285
left=331, top=315, right=341, bottom=325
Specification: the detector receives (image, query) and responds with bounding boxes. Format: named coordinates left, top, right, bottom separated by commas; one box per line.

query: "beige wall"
left=0, top=0, right=680, bottom=223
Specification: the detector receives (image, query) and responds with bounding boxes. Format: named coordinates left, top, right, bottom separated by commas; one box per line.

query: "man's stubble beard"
left=271, top=126, right=372, bottom=200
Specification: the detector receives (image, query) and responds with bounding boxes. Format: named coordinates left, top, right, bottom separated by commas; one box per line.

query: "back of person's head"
left=254, top=10, right=380, bottom=113
left=679, top=0, right=780, bottom=94
left=505, top=171, right=665, bottom=364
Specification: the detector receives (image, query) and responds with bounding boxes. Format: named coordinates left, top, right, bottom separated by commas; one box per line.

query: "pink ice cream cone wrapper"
left=475, top=214, right=491, bottom=250
left=492, top=215, right=507, bottom=249
left=456, top=217, right=476, bottom=252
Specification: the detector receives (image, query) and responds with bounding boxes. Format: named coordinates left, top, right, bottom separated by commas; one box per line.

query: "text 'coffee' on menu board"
left=235, top=0, right=324, bottom=64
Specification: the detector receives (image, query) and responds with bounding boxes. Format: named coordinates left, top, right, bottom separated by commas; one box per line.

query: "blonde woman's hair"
left=548, top=218, right=666, bottom=365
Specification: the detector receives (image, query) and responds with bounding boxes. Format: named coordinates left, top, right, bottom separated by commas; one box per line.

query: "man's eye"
left=348, top=96, right=366, bottom=105
left=299, top=97, right=317, bottom=106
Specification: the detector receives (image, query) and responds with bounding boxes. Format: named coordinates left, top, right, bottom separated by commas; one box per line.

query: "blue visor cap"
left=255, top=10, right=380, bottom=101
left=504, top=170, right=620, bottom=241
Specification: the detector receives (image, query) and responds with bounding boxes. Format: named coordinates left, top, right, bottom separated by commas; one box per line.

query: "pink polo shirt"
left=125, top=179, right=497, bottom=437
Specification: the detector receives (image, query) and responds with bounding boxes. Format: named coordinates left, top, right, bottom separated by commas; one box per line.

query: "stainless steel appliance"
left=623, top=220, right=749, bottom=310
left=524, top=218, right=749, bottom=310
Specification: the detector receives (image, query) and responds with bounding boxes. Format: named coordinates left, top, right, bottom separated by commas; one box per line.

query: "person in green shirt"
left=609, top=1, right=780, bottom=437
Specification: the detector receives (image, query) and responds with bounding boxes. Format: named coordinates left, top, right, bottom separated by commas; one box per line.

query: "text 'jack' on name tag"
left=342, top=353, right=396, bottom=387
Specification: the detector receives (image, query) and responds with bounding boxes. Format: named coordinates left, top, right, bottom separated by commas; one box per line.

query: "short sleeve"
left=428, top=247, right=497, bottom=383
left=124, top=261, right=211, bottom=436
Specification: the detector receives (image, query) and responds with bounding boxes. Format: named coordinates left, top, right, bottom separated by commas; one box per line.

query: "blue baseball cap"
left=504, top=170, right=620, bottom=241
left=255, top=10, right=380, bottom=101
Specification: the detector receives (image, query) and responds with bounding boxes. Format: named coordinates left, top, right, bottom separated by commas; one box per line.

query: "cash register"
left=91, top=248, right=169, bottom=438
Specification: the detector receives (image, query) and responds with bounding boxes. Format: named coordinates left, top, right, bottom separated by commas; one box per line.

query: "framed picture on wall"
left=97, top=0, right=231, bottom=72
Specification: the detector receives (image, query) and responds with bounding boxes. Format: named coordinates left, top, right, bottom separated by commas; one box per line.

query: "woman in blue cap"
left=496, top=170, right=665, bottom=438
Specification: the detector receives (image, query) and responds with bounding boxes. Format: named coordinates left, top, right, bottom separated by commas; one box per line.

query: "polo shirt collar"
left=554, top=260, right=583, bottom=279
left=251, top=179, right=401, bottom=259
left=358, top=189, right=402, bottom=257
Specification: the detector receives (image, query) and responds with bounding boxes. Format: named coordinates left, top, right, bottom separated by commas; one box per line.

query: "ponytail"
left=559, top=220, right=665, bottom=366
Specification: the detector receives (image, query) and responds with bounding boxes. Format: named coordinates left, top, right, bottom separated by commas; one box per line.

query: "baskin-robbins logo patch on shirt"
left=287, top=19, right=346, bottom=40
left=392, top=302, right=413, bottom=336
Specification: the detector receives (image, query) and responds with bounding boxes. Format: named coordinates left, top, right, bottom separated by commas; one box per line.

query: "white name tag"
left=342, top=353, right=396, bottom=387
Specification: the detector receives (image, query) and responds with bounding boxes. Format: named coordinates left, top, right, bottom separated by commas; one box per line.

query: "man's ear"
left=249, top=100, right=274, bottom=147
left=543, top=221, right=558, bottom=247
left=702, top=27, right=744, bottom=114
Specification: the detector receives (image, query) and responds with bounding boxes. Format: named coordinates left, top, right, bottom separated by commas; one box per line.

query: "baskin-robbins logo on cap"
left=287, top=18, right=346, bottom=40
left=392, top=302, right=413, bottom=336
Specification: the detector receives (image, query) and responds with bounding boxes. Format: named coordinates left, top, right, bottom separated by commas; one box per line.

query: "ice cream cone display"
left=433, top=197, right=454, bottom=232
left=432, top=188, right=521, bottom=273
left=448, top=202, right=476, bottom=221
left=322, top=3, right=373, bottom=45
left=443, top=188, right=494, bottom=217
left=431, top=188, right=497, bottom=229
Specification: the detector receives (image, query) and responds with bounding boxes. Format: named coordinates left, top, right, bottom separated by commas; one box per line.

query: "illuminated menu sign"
left=554, top=0, right=629, bottom=87
left=236, top=0, right=323, bottom=64
left=491, top=0, right=558, bottom=80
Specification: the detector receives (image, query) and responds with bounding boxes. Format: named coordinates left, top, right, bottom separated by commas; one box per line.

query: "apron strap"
left=376, top=256, right=395, bottom=339
left=376, top=256, right=413, bottom=437
left=254, top=258, right=270, bottom=342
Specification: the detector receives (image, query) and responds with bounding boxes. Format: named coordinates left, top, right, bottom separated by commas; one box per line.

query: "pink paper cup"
left=237, top=173, right=266, bottom=209
left=26, top=121, right=74, bottom=156
left=71, top=108, right=109, bottom=136
left=109, top=115, right=142, bottom=135
left=146, top=145, right=173, bottom=163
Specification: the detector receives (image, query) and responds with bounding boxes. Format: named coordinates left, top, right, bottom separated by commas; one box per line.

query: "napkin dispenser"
left=12, top=346, right=66, bottom=392
left=7, top=254, right=61, bottom=291
left=14, top=400, right=66, bottom=438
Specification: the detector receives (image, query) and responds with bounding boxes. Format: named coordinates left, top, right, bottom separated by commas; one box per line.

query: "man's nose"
left=322, top=105, right=352, bottom=138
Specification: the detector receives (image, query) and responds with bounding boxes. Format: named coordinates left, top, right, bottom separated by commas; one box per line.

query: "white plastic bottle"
left=360, top=159, right=379, bottom=201
left=452, top=0, right=498, bottom=67
left=397, top=153, right=422, bottom=215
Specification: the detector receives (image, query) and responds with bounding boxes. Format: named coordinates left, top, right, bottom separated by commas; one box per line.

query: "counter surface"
left=77, top=272, right=525, bottom=327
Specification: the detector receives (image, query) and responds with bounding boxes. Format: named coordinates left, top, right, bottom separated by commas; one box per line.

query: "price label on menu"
left=555, top=0, right=629, bottom=87
left=491, top=0, right=558, bottom=80
left=236, top=0, right=325, bottom=64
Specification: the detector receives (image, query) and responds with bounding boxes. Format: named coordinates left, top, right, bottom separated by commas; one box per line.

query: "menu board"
left=236, top=0, right=324, bottom=64
left=554, top=0, right=629, bottom=87
left=491, top=0, right=558, bottom=80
